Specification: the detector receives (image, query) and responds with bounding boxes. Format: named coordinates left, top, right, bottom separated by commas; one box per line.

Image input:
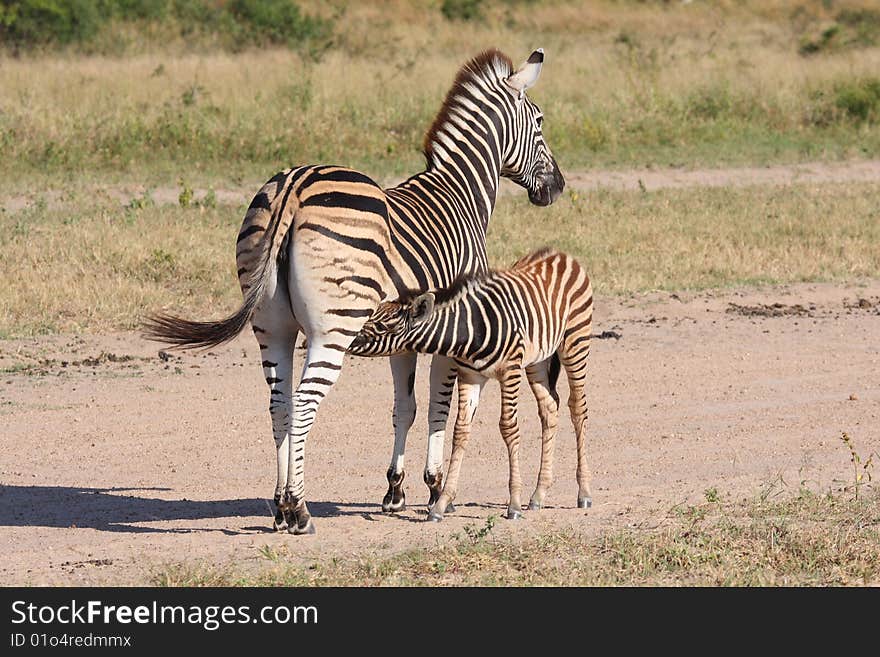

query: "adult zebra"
left=143, top=48, right=565, bottom=535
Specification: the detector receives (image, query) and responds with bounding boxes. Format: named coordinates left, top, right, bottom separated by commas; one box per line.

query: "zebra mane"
left=422, top=49, right=514, bottom=162
left=398, top=271, right=488, bottom=309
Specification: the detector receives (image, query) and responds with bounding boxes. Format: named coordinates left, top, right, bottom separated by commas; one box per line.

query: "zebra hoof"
left=289, top=520, right=316, bottom=536
left=381, top=491, right=406, bottom=513
left=426, top=509, right=444, bottom=523
left=506, top=508, right=523, bottom=521
left=528, top=499, right=542, bottom=511
left=382, top=500, right=406, bottom=513
left=445, top=502, right=456, bottom=514
left=577, top=496, right=592, bottom=509
left=273, top=517, right=288, bottom=532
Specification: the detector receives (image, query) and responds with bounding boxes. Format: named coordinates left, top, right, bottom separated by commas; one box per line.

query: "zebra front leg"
left=499, top=365, right=525, bottom=520
left=281, top=339, right=346, bottom=535
left=383, top=353, right=418, bottom=513
left=428, top=373, right=485, bottom=522
left=525, top=357, right=560, bottom=511
left=424, top=356, right=457, bottom=511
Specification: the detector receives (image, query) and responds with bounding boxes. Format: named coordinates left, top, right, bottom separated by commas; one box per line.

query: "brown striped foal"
left=349, top=248, right=593, bottom=521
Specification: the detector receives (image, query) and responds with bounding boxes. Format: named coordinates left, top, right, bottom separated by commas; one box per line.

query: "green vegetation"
left=2, top=1, right=880, bottom=188
left=0, top=0, right=333, bottom=57
left=153, top=486, right=880, bottom=586
left=2, top=181, right=877, bottom=337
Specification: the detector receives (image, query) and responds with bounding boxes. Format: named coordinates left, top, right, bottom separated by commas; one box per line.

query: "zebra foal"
left=349, top=248, right=593, bottom=521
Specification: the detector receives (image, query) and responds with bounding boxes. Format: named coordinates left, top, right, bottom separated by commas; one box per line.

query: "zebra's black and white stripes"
left=349, top=248, right=593, bottom=521
left=143, top=48, right=564, bottom=535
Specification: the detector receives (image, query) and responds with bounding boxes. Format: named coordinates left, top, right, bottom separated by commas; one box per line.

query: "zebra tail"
left=142, top=229, right=284, bottom=351
left=143, top=172, right=302, bottom=350
left=141, top=264, right=272, bottom=350
left=548, top=352, right=562, bottom=393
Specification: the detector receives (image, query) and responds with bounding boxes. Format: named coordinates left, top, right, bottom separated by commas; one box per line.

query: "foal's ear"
left=410, top=293, right=435, bottom=325
left=505, top=48, right=544, bottom=96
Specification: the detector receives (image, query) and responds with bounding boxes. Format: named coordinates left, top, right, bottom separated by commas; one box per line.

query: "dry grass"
left=2, top=1, right=880, bottom=190
left=152, top=486, right=880, bottom=586
left=2, top=180, right=877, bottom=337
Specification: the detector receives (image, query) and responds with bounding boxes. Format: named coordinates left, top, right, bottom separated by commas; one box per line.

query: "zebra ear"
left=505, top=48, right=544, bottom=96
left=410, top=293, right=435, bottom=326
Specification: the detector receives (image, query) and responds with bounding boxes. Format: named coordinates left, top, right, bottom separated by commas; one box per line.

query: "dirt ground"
left=1, top=280, right=878, bottom=585
left=4, top=159, right=880, bottom=212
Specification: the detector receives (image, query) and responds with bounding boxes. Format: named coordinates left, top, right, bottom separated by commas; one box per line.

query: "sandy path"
left=1, top=281, right=878, bottom=585
left=4, top=160, right=880, bottom=213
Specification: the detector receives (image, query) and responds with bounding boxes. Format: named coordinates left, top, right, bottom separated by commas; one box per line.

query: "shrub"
left=0, top=0, right=103, bottom=47
left=441, top=0, right=484, bottom=22
left=229, top=0, right=333, bottom=50
left=835, top=78, right=880, bottom=122
left=0, top=0, right=333, bottom=56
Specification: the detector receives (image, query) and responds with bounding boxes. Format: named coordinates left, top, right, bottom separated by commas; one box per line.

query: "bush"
left=230, top=0, right=333, bottom=53
left=0, top=0, right=103, bottom=47
left=0, top=0, right=333, bottom=56
left=441, top=0, right=484, bottom=22
left=835, top=78, right=880, bottom=122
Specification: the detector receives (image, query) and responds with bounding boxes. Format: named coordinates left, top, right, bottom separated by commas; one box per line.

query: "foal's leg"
left=498, top=363, right=525, bottom=520
left=560, top=341, right=592, bottom=509
left=424, top=356, right=457, bottom=510
left=428, top=372, right=485, bottom=522
left=525, top=357, right=560, bottom=511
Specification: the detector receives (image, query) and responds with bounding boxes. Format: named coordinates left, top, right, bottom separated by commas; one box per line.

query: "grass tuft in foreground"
left=152, top=486, right=880, bottom=586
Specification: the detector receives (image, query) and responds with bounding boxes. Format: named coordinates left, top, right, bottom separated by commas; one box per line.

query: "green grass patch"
left=152, top=487, right=880, bottom=586
left=2, top=181, right=878, bottom=337
left=2, top=2, right=880, bottom=183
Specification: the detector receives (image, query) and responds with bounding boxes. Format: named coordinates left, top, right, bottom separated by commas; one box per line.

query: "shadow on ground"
left=0, top=485, right=385, bottom=534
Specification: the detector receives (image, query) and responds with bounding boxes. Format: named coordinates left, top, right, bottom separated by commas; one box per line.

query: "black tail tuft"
left=141, top=309, right=251, bottom=351
left=142, top=266, right=269, bottom=351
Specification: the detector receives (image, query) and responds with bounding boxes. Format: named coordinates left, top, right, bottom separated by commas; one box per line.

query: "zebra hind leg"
left=279, top=339, right=348, bottom=536
left=525, top=356, right=560, bottom=511
left=250, top=304, right=300, bottom=532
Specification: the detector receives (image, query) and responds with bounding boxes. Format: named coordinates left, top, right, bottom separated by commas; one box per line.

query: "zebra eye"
left=373, top=321, right=388, bottom=333
left=535, top=115, right=544, bottom=129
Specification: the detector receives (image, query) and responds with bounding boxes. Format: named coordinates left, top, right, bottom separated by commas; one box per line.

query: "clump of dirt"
left=593, top=329, right=623, bottom=340
left=726, top=302, right=816, bottom=318
left=75, top=352, right=136, bottom=367
left=843, top=297, right=880, bottom=314
left=2, top=351, right=150, bottom=377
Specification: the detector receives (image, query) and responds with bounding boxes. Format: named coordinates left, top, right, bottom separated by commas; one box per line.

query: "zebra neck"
left=405, top=294, right=469, bottom=357
left=423, top=121, right=502, bottom=229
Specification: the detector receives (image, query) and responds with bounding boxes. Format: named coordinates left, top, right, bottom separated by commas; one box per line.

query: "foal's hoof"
left=273, top=517, right=288, bottom=532
left=288, top=518, right=316, bottom=536
left=444, top=502, right=456, bottom=514
left=506, top=508, right=523, bottom=521
left=528, top=499, right=543, bottom=511
left=577, top=496, right=593, bottom=509
left=426, top=509, right=444, bottom=523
